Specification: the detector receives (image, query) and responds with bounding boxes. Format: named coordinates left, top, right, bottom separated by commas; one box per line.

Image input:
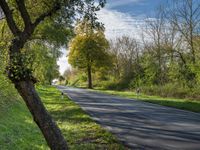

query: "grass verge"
left=93, top=89, right=200, bottom=113
left=39, top=86, right=125, bottom=149
left=0, top=99, right=48, bottom=150
left=0, top=86, right=125, bottom=150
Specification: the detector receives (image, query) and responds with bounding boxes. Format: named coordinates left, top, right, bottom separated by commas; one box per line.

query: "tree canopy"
left=68, top=20, right=110, bottom=88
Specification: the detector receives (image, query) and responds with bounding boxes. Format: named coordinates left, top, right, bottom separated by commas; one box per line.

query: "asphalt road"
left=57, top=86, right=200, bottom=150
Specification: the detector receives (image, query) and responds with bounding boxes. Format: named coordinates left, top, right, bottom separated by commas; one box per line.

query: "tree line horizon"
left=64, top=0, right=200, bottom=99
left=1, top=0, right=200, bottom=149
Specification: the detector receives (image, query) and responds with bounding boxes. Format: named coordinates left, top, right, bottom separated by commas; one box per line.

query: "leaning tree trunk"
left=7, top=38, right=68, bottom=150
left=14, top=80, right=68, bottom=150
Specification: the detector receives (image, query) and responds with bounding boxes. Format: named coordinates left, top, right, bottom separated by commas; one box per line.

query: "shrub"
left=99, top=80, right=129, bottom=90
left=140, top=84, right=197, bottom=99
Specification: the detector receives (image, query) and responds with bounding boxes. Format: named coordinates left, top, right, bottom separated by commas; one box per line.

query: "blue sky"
left=58, top=0, right=168, bottom=74
left=106, top=0, right=167, bottom=17
left=97, top=0, right=168, bottom=39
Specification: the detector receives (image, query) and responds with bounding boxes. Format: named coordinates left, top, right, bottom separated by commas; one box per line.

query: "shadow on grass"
left=49, top=107, right=93, bottom=123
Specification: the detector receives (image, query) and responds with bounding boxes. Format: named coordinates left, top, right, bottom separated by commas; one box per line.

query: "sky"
left=57, top=0, right=168, bottom=75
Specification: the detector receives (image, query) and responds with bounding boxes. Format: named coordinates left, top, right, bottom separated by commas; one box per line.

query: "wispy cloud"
left=97, top=8, right=145, bottom=39
left=58, top=7, right=146, bottom=74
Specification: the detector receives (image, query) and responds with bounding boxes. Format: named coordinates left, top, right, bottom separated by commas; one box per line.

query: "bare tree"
left=169, top=0, right=200, bottom=64
left=109, top=36, right=140, bottom=80
left=144, top=6, right=169, bottom=84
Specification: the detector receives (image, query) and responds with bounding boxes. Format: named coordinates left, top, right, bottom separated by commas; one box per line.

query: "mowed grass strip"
left=38, top=86, right=125, bottom=150
left=0, top=86, right=125, bottom=150
left=93, top=89, right=200, bottom=113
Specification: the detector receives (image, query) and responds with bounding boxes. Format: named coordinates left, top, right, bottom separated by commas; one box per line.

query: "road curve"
left=57, top=86, right=200, bottom=150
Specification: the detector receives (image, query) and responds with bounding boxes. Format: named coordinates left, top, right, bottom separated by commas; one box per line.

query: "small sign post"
left=136, top=87, right=140, bottom=99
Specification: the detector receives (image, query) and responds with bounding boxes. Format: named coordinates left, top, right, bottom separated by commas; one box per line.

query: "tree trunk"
left=87, top=65, right=92, bottom=89
left=8, top=37, right=68, bottom=150
left=14, top=80, right=68, bottom=150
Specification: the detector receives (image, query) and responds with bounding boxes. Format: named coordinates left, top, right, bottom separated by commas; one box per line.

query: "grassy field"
left=0, top=86, right=125, bottom=150
left=93, top=89, right=200, bottom=113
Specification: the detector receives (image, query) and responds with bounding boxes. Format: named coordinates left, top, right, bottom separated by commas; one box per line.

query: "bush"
left=99, top=80, right=129, bottom=90
left=140, top=84, right=199, bottom=99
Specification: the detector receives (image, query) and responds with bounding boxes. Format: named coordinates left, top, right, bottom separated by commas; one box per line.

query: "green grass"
left=0, top=100, right=48, bottom=150
left=0, top=86, right=125, bottom=150
left=93, top=89, right=200, bottom=113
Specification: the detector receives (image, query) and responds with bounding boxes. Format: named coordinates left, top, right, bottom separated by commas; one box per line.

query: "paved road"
left=57, top=86, right=200, bottom=150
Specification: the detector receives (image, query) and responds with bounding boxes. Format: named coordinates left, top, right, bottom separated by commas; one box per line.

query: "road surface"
left=57, top=86, right=200, bottom=150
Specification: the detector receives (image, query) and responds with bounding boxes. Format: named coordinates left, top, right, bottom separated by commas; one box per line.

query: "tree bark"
left=87, top=65, right=92, bottom=89
left=14, top=80, right=68, bottom=150
left=7, top=36, right=68, bottom=150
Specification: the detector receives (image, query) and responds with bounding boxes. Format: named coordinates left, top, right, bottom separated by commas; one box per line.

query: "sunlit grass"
left=0, top=86, right=125, bottom=150
left=93, top=89, right=200, bottom=113
left=38, top=86, right=125, bottom=149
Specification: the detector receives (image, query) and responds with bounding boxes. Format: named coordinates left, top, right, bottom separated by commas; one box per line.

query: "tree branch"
left=0, top=0, right=21, bottom=36
left=32, top=2, right=61, bottom=28
left=15, top=0, right=32, bottom=29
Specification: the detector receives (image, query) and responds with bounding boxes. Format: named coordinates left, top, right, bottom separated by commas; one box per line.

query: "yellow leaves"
left=68, top=26, right=110, bottom=70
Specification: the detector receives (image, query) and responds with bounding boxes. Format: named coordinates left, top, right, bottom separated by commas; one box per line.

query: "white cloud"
left=57, top=49, right=71, bottom=75
left=58, top=6, right=148, bottom=74
left=97, top=8, right=145, bottom=40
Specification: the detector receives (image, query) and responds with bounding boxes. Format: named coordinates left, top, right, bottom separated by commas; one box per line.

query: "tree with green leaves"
left=28, top=42, right=61, bottom=84
left=68, top=21, right=110, bottom=88
left=0, top=0, right=105, bottom=149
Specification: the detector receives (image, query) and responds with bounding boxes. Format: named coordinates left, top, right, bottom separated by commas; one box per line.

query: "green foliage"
left=68, top=20, right=112, bottom=88
left=1, top=0, right=107, bottom=86
left=27, top=42, right=60, bottom=84
left=101, top=81, right=124, bottom=91
left=140, top=84, right=190, bottom=99
left=0, top=36, right=20, bottom=108
left=68, top=30, right=110, bottom=69
left=8, top=53, right=34, bottom=82
left=35, top=19, right=73, bottom=47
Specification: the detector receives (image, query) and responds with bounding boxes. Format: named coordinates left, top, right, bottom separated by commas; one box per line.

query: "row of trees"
left=66, top=0, right=200, bottom=96
left=111, top=0, right=200, bottom=90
